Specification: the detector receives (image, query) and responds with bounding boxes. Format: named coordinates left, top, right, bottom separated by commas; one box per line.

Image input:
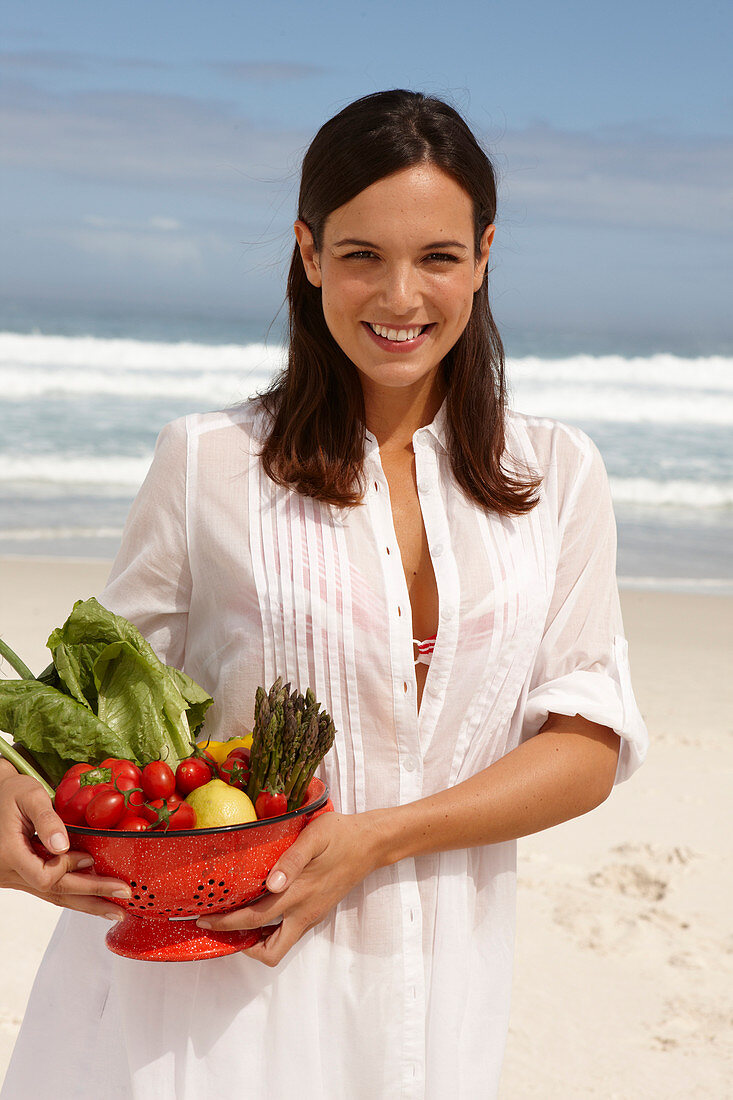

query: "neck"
left=361, top=372, right=446, bottom=454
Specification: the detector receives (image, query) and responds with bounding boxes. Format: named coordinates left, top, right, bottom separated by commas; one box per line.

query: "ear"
left=473, top=224, right=495, bottom=292
left=294, top=220, right=322, bottom=288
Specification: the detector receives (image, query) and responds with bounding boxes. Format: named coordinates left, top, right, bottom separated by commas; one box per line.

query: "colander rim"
left=65, top=778, right=329, bottom=839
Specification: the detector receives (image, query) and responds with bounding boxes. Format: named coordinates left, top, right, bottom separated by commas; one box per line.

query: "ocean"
left=1, top=314, right=731, bottom=594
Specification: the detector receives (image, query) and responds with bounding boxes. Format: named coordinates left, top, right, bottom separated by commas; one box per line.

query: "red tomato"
left=166, top=802, right=196, bottom=830
left=141, top=761, right=176, bottom=801
left=255, top=791, right=288, bottom=819
left=114, top=774, right=145, bottom=809
left=220, top=756, right=249, bottom=789
left=85, top=789, right=126, bottom=829
left=116, top=813, right=150, bottom=832
left=175, top=757, right=212, bottom=796
left=139, top=798, right=165, bottom=824
left=63, top=784, right=113, bottom=825
left=101, top=758, right=142, bottom=785
left=225, top=747, right=250, bottom=765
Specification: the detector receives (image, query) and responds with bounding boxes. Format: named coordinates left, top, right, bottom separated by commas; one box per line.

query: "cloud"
left=492, top=123, right=733, bottom=234
left=2, top=76, right=730, bottom=236
left=47, top=216, right=205, bottom=269
left=0, top=78, right=306, bottom=198
left=0, top=50, right=170, bottom=74
left=148, top=216, right=181, bottom=231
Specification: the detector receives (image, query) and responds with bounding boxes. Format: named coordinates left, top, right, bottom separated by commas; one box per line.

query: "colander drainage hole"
left=130, top=881, right=137, bottom=888
left=219, top=881, right=225, bottom=887
left=208, top=892, right=214, bottom=898
left=208, top=879, right=215, bottom=885
left=133, top=894, right=142, bottom=901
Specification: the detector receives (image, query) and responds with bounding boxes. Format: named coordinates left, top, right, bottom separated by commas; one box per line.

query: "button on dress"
left=3, top=401, right=648, bottom=1100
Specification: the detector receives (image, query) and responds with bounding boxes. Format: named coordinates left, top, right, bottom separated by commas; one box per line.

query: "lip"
left=362, top=322, right=434, bottom=352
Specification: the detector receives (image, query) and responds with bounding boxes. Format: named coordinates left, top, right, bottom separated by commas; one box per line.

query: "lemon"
left=185, top=779, right=257, bottom=828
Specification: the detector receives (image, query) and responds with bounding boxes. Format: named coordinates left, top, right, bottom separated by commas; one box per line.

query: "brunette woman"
left=0, top=90, right=647, bottom=1099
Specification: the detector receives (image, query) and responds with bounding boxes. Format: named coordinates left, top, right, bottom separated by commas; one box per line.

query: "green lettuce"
left=0, top=597, right=213, bottom=786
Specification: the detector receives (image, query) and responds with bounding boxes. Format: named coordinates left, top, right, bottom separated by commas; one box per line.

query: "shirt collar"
left=364, top=398, right=449, bottom=457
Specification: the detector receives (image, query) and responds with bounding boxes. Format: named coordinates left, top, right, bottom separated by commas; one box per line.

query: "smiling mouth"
left=366, top=322, right=431, bottom=342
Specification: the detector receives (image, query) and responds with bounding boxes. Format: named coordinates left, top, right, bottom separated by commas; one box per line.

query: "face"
left=294, top=163, right=494, bottom=408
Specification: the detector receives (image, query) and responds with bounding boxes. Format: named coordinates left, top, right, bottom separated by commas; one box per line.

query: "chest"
left=379, top=451, right=439, bottom=645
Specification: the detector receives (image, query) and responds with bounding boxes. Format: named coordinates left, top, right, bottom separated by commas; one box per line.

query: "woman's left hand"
left=196, top=811, right=383, bottom=966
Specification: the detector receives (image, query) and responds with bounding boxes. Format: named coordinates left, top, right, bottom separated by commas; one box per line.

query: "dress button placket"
left=369, top=446, right=426, bottom=1099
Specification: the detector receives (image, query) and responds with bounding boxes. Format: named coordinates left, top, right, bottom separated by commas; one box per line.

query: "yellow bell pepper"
left=199, top=734, right=252, bottom=765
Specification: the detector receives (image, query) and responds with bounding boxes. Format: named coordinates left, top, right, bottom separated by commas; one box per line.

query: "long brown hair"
left=260, top=89, right=540, bottom=513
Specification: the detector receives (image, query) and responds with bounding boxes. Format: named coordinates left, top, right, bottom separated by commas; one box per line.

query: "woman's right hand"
left=0, top=762, right=131, bottom=920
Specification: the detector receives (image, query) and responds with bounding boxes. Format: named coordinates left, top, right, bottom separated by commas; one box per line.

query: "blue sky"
left=1, top=0, right=731, bottom=351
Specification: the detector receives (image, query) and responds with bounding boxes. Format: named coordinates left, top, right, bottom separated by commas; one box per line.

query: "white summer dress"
left=3, top=401, right=648, bottom=1100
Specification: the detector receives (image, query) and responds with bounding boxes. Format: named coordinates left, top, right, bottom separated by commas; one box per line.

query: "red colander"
left=56, top=778, right=332, bottom=962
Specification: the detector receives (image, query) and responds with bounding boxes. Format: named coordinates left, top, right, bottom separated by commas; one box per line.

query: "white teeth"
left=369, top=323, right=425, bottom=341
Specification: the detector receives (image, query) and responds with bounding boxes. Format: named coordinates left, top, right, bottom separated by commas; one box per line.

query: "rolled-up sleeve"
left=522, top=431, right=648, bottom=783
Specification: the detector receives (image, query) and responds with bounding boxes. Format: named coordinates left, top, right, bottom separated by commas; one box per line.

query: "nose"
left=379, top=262, right=421, bottom=317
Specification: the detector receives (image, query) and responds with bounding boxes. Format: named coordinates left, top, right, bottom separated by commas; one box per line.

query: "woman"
left=0, top=90, right=647, bottom=1098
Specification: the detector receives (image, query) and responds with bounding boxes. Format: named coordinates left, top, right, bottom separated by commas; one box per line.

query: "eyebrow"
left=332, top=237, right=469, bottom=251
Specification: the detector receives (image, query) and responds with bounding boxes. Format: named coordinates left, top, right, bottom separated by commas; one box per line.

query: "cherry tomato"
left=113, top=774, right=145, bottom=809
left=166, top=802, right=196, bottom=830
left=63, top=783, right=114, bottom=826
left=141, top=761, right=175, bottom=801
left=140, top=798, right=165, bottom=824
left=220, top=756, right=249, bottom=789
left=101, top=757, right=142, bottom=785
left=175, top=757, right=212, bottom=796
left=225, top=747, right=250, bottom=765
left=255, top=791, right=288, bottom=819
left=116, top=813, right=150, bottom=832
left=85, top=789, right=126, bottom=829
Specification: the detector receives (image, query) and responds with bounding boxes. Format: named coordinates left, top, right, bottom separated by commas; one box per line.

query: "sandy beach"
left=1, top=558, right=731, bottom=1096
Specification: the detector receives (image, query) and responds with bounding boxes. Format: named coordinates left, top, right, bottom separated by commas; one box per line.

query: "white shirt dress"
left=3, top=401, right=648, bottom=1099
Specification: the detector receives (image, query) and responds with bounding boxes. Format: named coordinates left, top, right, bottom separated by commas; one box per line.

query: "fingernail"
left=197, top=920, right=212, bottom=929
left=77, top=856, right=94, bottom=869
left=104, top=911, right=125, bottom=922
left=110, top=888, right=131, bottom=899
left=49, top=832, right=68, bottom=853
left=267, top=871, right=286, bottom=891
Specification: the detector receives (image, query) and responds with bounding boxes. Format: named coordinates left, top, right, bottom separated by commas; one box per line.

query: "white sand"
left=1, top=559, right=731, bottom=1096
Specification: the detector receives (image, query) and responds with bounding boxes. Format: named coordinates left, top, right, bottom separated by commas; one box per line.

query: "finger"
left=197, top=896, right=285, bottom=932
left=51, top=871, right=132, bottom=900
left=264, top=821, right=328, bottom=893
left=241, top=918, right=302, bottom=967
left=9, top=841, right=87, bottom=893
left=15, top=884, right=127, bottom=923
left=17, top=784, right=68, bottom=855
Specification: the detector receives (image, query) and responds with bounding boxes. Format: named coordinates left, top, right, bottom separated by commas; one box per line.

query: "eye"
left=425, top=252, right=460, bottom=264
left=343, top=250, right=377, bottom=260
